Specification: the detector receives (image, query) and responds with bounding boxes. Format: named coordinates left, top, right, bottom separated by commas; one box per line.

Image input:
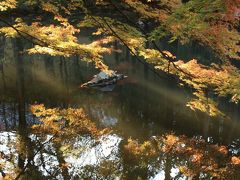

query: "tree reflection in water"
left=0, top=105, right=239, bottom=179
left=0, top=33, right=240, bottom=180
left=0, top=131, right=121, bottom=179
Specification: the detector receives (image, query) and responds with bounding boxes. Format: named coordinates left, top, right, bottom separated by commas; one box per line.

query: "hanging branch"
left=0, top=17, right=93, bottom=58
left=81, top=4, right=168, bottom=78
left=107, top=0, right=194, bottom=78
left=0, top=17, right=47, bottom=46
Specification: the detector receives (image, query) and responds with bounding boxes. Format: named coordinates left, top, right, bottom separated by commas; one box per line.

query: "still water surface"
left=0, top=33, right=240, bottom=179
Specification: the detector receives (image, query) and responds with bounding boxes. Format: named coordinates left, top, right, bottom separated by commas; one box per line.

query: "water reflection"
left=0, top=34, right=240, bottom=179
left=0, top=132, right=121, bottom=179
left=0, top=130, right=239, bottom=179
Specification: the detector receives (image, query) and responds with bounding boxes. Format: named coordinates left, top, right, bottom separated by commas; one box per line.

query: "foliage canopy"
left=0, top=0, right=240, bottom=116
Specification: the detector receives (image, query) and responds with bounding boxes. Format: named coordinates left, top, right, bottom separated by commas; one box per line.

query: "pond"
left=0, top=31, right=240, bottom=179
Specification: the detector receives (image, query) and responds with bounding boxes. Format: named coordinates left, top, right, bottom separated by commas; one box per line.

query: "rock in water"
left=81, top=70, right=126, bottom=90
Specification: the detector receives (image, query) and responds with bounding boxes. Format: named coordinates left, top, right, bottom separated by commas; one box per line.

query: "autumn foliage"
left=124, top=134, right=240, bottom=179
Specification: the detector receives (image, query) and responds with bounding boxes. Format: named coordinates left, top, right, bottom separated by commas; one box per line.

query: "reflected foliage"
left=0, top=105, right=239, bottom=179
left=0, top=104, right=112, bottom=179
left=30, top=104, right=110, bottom=139
left=124, top=134, right=240, bottom=179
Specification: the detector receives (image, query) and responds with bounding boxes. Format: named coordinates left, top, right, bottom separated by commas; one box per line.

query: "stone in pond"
left=81, top=70, right=126, bottom=89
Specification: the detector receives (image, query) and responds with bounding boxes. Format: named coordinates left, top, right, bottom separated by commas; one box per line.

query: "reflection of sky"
left=229, top=138, right=240, bottom=155
left=149, top=161, right=184, bottom=180
left=151, top=170, right=165, bottom=180
left=90, top=107, right=118, bottom=126
left=1, top=131, right=239, bottom=179
left=66, top=135, right=121, bottom=177
left=0, top=132, right=121, bottom=179
left=0, top=131, right=184, bottom=179
left=65, top=135, right=121, bottom=167
left=0, top=132, right=17, bottom=177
